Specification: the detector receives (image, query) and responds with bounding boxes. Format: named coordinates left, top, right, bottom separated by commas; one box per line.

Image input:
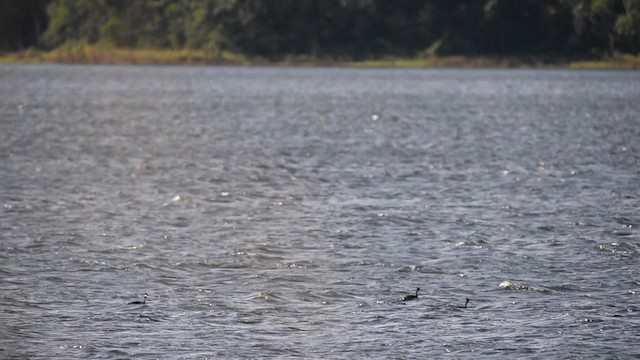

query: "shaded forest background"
left=1, top=0, right=639, bottom=61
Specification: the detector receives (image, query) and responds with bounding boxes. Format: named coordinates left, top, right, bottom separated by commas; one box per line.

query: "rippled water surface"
left=1, top=65, right=639, bottom=359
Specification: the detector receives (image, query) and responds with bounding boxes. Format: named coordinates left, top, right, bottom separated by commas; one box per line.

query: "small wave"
left=396, top=264, right=421, bottom=272
left=597, top=242, right=640, bottom=258
left=137, top=314, right=161, bottom=322
left=252, top=291, right=285, bottom=302
left=163, top=195, right=183, bottom=206
left=612, top=217, right=640, bottom=227
left=281, top=260, right=318, bottom=269
left=499, top=280, right=546, bottom=292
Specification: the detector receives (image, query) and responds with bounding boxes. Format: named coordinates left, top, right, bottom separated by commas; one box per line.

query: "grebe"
left=401, top=287, right=420, bottom=301
left=457, top=298, right=470, bottom=308
left=128, top=293, right=148, bottom=305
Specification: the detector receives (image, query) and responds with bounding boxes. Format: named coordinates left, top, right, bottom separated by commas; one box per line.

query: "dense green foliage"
left=2, top=0, right=640, bottom=59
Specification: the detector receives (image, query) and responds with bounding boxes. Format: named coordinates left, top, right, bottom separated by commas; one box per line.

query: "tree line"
left=1, top=0, right=639, bottom=59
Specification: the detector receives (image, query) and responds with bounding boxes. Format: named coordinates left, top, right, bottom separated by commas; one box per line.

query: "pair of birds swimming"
left=401, top=287, right=470, bottom=308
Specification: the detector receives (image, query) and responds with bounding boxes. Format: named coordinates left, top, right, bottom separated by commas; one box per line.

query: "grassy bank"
left=568, top=54, right=640, bottom=69
left=350, top=56, right=551, bottom=68
left=0, top=44, right=248, bottom=65
left=2, top=44, right=640, bottom=69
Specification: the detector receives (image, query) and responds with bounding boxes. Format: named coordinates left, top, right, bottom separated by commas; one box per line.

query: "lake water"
left=1, top=64, right=639, bottom=359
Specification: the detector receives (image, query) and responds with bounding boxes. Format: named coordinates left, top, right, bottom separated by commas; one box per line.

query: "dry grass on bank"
left=2, top=44, right=639, bottom=69
left=0, top=44, right=248, bottom=65
left=568, top=54, right=640, bottom=69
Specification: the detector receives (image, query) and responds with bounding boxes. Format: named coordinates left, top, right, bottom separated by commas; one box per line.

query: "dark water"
left=1, top=64, right=639, bottom=359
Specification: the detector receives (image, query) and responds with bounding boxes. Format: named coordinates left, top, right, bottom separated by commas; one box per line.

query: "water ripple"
left=1, top=65, right=639, bottom=359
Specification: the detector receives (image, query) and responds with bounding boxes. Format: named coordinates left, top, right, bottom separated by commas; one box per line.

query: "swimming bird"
left=401, top=287, right=420, bottom=301
left=457, top=297, right=470, bottom=308
left=128, top=293, right=148, bottom=305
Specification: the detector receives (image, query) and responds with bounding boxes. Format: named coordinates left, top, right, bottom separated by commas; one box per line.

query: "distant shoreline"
left=2, top=45, right=639, bottom=70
